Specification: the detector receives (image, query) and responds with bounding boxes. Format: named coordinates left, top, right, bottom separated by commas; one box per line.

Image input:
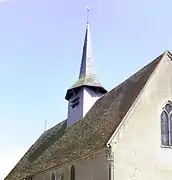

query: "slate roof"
left=5, top=51, right=167, bottom=180
left=66, top=76, right=107, bottom=100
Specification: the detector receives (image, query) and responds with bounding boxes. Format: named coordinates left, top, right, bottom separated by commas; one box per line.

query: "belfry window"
left=71, top=97, right=80, bottom=108
left=161, top=101, right=172, bottom=147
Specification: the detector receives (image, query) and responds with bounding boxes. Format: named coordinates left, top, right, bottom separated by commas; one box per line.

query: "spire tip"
left=86, top=6, right=90, bottom=24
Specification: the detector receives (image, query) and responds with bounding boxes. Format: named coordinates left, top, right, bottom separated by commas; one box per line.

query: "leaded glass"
left=165, top=103, right=172, bottom=113
left=161, top=111, right=169, bottom=146
left=169, top=114, right=172, bottom=146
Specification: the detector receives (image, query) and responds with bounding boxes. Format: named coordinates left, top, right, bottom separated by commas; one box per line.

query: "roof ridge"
left=164, top=50, right=172, bottom=59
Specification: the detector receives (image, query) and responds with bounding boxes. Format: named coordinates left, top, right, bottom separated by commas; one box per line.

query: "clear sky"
left=0, top=0, right=172, bottom=178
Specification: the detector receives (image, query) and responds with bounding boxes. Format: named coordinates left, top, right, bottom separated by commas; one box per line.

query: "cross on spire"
left=86, top=6, right=90, bottom=24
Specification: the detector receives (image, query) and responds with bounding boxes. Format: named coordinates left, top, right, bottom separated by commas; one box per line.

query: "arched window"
left=70, top=165, right=75, bottom=180
left=161, top=101, right=172, bottom=147
left=51, top=172, right=56, bottom=180
left=169, top=113, right=172, bottom=146
left=161, top=111, right=169, bottom=146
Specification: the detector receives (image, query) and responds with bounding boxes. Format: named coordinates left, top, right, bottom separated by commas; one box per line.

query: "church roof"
left=65, top=23, right=107, bottom=100
left=5, top=51, right=167, bottom=180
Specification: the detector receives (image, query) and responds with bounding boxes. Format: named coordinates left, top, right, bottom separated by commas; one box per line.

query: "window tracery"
left=161, top=101, right=172, bottom=147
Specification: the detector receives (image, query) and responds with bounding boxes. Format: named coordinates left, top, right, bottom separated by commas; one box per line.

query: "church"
left=5, top=20, right=172, bottom=180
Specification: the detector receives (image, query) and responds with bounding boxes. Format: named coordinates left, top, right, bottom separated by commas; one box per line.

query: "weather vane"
left=86, top=6, right=90, bottom=24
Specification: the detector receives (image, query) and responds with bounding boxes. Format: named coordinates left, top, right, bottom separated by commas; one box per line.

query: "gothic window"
left=70, top=165, right=75, bottom=180
left=51, top=172, right=56, bottom=180
left=161, top=111, right=169, bottom=146
left=169, top=113, right=172, bottom=146
left=161, top=101, right=172, bottom=147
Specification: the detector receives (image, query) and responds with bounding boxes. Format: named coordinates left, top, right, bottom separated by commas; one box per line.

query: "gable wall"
left=32, top=150, right=108, bottom=180
left=109, top=54, right=172, bottom=180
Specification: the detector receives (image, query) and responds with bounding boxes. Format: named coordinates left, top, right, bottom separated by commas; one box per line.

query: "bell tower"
left=65, top=17, right=107, bottom=126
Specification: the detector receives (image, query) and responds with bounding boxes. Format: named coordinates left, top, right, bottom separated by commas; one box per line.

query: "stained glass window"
left=161, top=111, right=169, bottom=146
left=169, top=113, right=172, bottom=146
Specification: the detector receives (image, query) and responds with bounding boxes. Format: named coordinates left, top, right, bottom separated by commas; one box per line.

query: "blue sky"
left=1, top=0, right=172, bottom=178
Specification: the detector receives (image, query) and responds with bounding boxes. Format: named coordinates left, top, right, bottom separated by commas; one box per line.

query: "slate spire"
left=65, top=21, right=107, bottom=100
left=79, top=22, right=95, bottom=79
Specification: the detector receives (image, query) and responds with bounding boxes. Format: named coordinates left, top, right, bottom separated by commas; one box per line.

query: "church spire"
left=79, top=7, right=96, bottom=79
left=65, top=9, right=107, bottom=101
left=79, top=22, right=95, bottom=79
left=65, top=9, right=107, bottom=126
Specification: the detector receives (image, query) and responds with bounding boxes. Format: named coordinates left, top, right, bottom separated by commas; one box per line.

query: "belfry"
left=65, top=20, right=107, bottom=126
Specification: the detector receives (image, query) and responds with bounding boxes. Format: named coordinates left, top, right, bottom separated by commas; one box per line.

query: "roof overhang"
left=65, top=85, right=107, bottom=100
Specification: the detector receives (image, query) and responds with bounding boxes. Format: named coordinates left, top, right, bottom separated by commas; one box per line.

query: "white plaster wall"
left=83, top=87, right=104, bottom=116
left=109, top=54, right=172, bottom=180
left=75, top=151, right=108, bottom=180
left=67, top=89, right=83, bottom=126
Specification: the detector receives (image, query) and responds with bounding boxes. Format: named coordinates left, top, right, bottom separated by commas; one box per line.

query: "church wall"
left=83, top=87, right=104, bottom=116
left=109, top=54, right=172, bottom=180
left=32, top=150, right=108, bottom=180
left=67, top=89, right=83, bottom=126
